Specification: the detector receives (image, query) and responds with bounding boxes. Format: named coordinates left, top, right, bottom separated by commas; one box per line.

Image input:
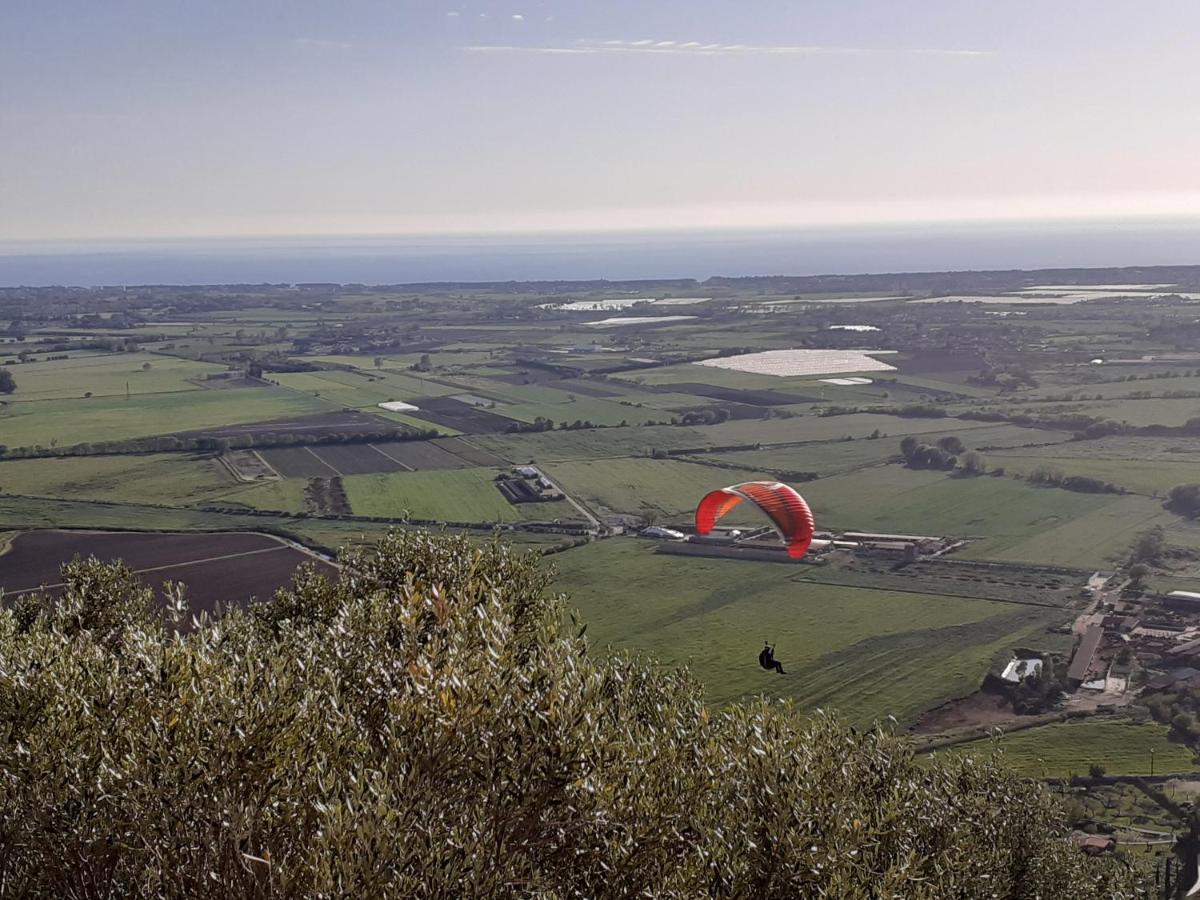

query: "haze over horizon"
left=5, top=0, right=1200, bottom=243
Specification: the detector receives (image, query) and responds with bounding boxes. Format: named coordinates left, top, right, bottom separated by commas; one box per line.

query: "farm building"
left=1143, top=667, right=1200, bottom=693
left=1067, top=625, right=1104, bottom=687
left=1164, top=590, right=1200, bottom=609
left=640, top=526, right=686, bottom=541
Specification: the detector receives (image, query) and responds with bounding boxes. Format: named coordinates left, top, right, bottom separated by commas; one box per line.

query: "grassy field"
left=475, top=426, right=713, bottom=462
left=0, top=388, right=333, bottom=448
left=341, top=468, right=567, bottom=523
left=272, top=368, right=460, bottom=407
left=544, top=458, right=772, bottom=518
left=1, top=352, right=227, bottom=402
left=1059, top=397, right=1200, bottom=427
left=796, top=466, right=1155, bottom=566
left=983, top=453, right=1198, bottom=495
left=0, top=454, right=236, bottom=506
left=943, top=720, right=1197, bottom=778
left=694, top=413, right=1005, bottom=446
left=966, top=495, right=1178, bottom=568
left=227, top=479, right=312, bottom=513
left=700, top=424, right=1070, bottom=477
left=552, top=539, right=1067, bottom=725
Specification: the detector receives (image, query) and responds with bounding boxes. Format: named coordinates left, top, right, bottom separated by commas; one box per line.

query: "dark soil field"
left=310, top=443, right=406, bottom=475
left=433, top=437, right=509, bottom=467
left=657, top=383, right=817, bottom=405
left=407, top=396, right=520, bottom=432
left=259, top=438, right=500, bottom=476
left=260, top=446, right=338, bottom=478
left=374, top=440, right=471, bottom=470
left=0, top=530, right=335, bottom=617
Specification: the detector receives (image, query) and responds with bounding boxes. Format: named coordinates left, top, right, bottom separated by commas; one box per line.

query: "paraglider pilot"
left=759, top=641, right=786, bottom=675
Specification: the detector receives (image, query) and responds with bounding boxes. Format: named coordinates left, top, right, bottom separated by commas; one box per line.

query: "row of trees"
left=1027, top=466, right=1121, bottom=494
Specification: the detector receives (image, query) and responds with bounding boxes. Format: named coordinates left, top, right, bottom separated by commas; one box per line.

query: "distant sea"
left=2, top=219, right=1200, bottom=287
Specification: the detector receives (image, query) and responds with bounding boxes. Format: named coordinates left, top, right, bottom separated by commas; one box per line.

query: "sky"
left=3, top=0, right=1200, bottom=242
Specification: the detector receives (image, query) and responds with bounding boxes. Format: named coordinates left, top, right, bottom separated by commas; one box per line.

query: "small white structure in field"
left=378, top=400, right=419, bottom=412
left=1000, top=657, right=1043, bottom=683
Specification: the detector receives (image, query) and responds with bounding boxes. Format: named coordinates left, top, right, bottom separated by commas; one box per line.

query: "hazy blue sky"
left=3, top=1, right=1199, bottom=241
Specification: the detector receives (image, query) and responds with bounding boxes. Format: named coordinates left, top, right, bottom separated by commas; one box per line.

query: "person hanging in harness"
left=759, top=641, right=786, bottom=675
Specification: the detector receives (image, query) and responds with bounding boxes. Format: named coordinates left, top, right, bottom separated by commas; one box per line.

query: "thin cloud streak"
left=464, top=39, right=993, bottom=58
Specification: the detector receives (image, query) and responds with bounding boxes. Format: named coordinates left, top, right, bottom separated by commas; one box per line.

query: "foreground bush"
left=0, top=532, right=1137, bottom=897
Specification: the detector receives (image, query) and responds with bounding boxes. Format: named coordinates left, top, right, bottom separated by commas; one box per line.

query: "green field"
left=341, top=468, right=567, bottom=523
left=272, top=368, right=461, bottom=407
left=796, top=466, right=1158, bottom=566
left=545, top=458, right=773, bottom=518
left=701, top=424, right=1070, bottom=477
left=227, top=478, right=312, bottom=513
left=943, top=720, right=1197, bottom=778
left=0, top=387, right=333, bottom=448
left=0, top=454, right=235, bottom=506
left=552, top=539, right=1068, bottom=725
left=984, top=453, right=1198, bottom=495
left=1, top=351, right=227, bottom=402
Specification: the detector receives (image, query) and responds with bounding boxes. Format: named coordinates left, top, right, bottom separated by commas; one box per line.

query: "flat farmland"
left=700, top=423, right=1071, bottom=477
left=342, top=468, right=569, bottom=522
left=800, top=466, right=1147, bottom=566
left=256, top=437, right=506, bottom=478
left=942, top=720, right=1196, bottom=778
left=654, top=382, right=817, bottom=405
left=0, top=454, right=237, bottom=506
left=984, top=453, right=1200, bottom=495
left=966, top=494, right=1176, bottom=568
left=433, top=437, right=509, bottom=466
left=307, top=443, right=403, bottom=475
left=496, top=397, right=665, bottom=427
left=992, top=434, right=1200, bottom=463
left=474, top=426, right=713, bottom=462
left=0, top=389, right=333, bottom=449
left=698, top=413, right=1006, bottom=445
left=258, top=446, right=338, bottom=477
left=374, top=440, right=470, bottom=470
left=553, top=540, right=1066, bottom=725
left=544, top=458, right=774, bottom=518
left=0, top=352, right=227, bottom=402
left=272, top=368, right=460, bottom=407
left=406, top=396, right=519, bottom=432
left=1053, top=397, right=1200, bottom=427
left=0, top=529, right=335, bottom=618
left=176, top=409, right=405, bottom=441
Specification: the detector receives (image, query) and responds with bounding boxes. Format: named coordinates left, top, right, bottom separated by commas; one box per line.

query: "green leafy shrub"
left=0, top=532, right=1137, bottom=897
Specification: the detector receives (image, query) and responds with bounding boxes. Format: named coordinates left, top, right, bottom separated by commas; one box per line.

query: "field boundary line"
left=788, top=574, right=1071, bottom=610
left=252, top=450, right=281, bottom=479
left=368, top=443, right=415, bottom=470
left=303, top=446, right=342, bottom=476
left=4, top=544, right=294, bottom=596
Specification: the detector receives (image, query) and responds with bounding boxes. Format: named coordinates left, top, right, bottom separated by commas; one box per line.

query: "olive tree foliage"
left=0, top=532, right=1138, bottom=898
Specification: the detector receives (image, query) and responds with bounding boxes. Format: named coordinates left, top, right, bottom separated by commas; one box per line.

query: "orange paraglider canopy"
left=694, top=481, right=815, bottom=559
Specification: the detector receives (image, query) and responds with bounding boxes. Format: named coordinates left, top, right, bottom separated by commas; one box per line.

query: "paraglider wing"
left=694, top=481, right=815, bottom=559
